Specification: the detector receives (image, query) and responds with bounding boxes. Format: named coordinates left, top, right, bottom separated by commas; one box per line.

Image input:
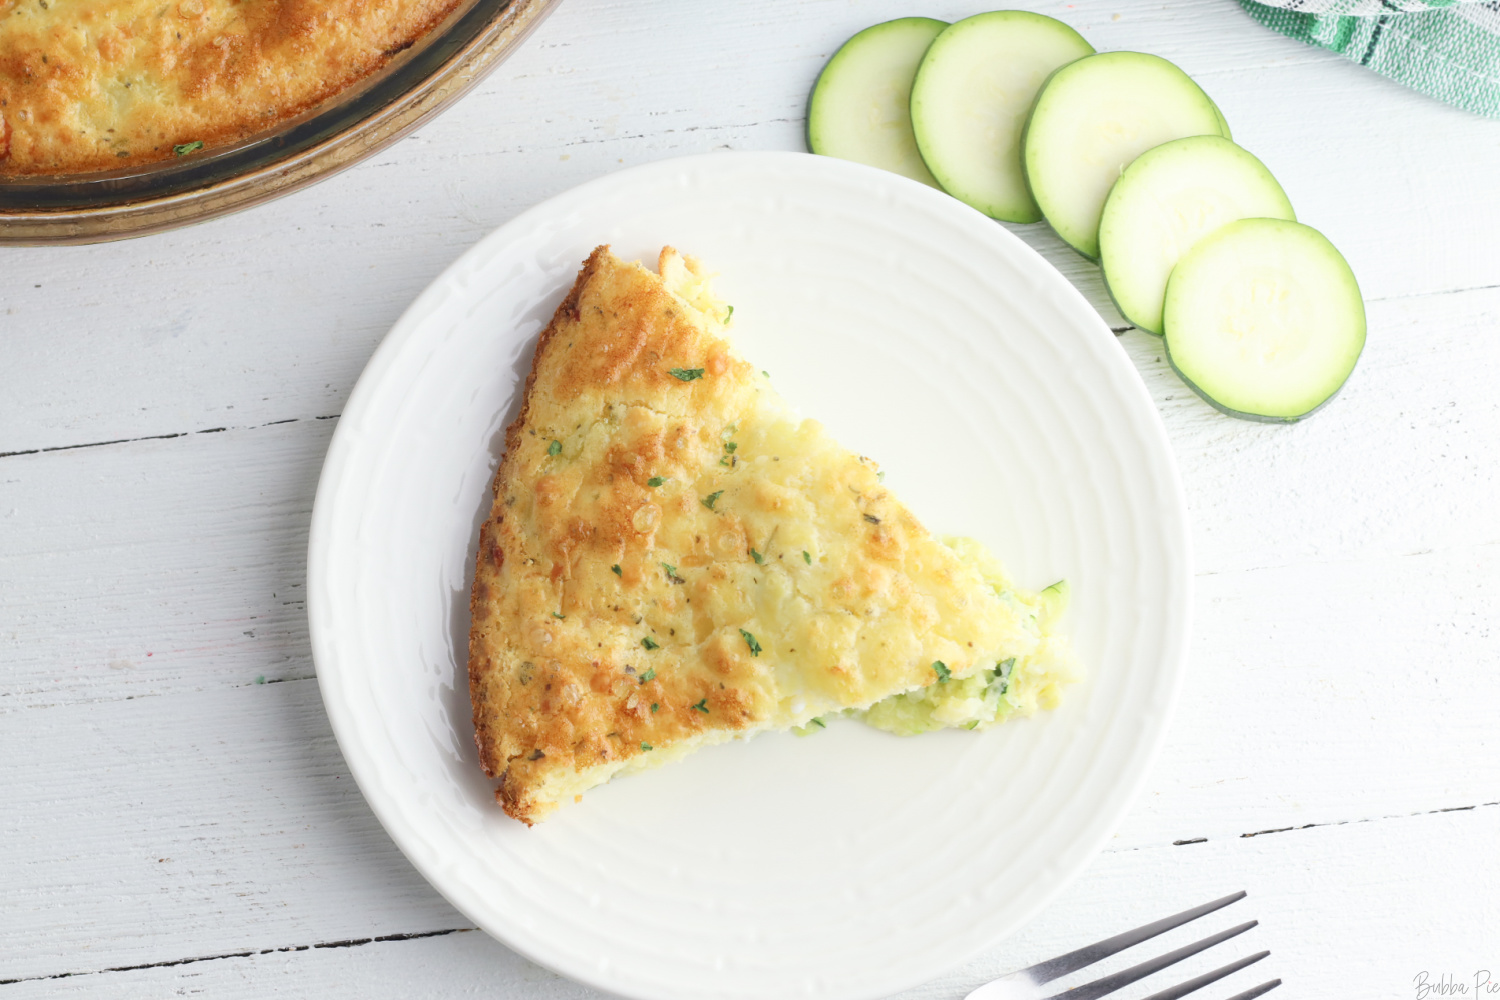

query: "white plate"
left=308, top=151, right=1191, bottom=1000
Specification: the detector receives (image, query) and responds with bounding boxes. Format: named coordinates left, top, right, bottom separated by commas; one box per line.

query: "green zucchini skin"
left=1169, top=357, right=1354, bottom=423
left=806, top=17, right=948, bottom=188
left=1210, top=100, right=1232, bottom=140
left=1099, top=135, right=1294, bottom=336
left=1021, top=51, right=1223, bottom=260
left=1162, top=218, right=1366, bottom=423
left=1170, top=365, right=1351, bottom=424
left=1016, top=60, right=1074, bottom=235
left=908, top=11, right=1093, bottom=223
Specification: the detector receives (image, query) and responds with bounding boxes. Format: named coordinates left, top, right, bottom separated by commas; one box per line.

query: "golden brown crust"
left=0, top=0, right=461, bottom=175
left=468, top=246, right=1036, bottom=824
left=467, top=247, right=755, bottom=824
left=468, top=247, right=604, bottom=801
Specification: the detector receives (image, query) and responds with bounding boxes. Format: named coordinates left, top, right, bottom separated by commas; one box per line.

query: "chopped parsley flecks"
left=612, top=564, right=623, bottom=576
left=551, top=612, right=566, bottom=620
left=547, top=439, right=562, bottom=456
left=692, top=697, right=710, bottom=713
left=750, top=548, right=764, bottom=565
left=647, top=476, right=666, bottom=487
left=761, top=370, right=770, bottom=378
left=725, top=305, right=734, bottom=321
left=933, top=661, right=952, bottom=683
left=662, top=562, right=684, bottom=583
left=877, top=470, right=886, bottom=482
left=719, top=455, right=734, bottom=467
left=642, top=636, right=660, bottom=651
left=966, top=720, right=980, bottom=730
left=650, top=702, right=659, bottom=713
left=810, top=716, right=826, bottom=729
left=802, top=550, right=812, bottom=565
left=702, top=490, right=724, bottom=511
left=639, top=667, right=657, bottom=684
left=669, top=367, right=706, bottom=382
left=173, top=140, right=204, bottom=156
left=740, top=629, right=762, bottom=656
left=992, top=657, right=1017, bottom=696
left=724, top=441, right=737, bottom=454
left=641, top=742, right=653, bottom=752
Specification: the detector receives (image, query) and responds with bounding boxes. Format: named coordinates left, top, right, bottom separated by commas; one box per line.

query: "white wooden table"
left=3, top=1, right=1497, bottom=996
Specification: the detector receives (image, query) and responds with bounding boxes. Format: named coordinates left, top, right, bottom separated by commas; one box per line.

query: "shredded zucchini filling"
left=860, top=566, right=1073, bottom=735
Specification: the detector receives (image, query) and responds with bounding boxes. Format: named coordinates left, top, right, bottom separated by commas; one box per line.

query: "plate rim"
left=307, top=149, right=1194, bottom=1000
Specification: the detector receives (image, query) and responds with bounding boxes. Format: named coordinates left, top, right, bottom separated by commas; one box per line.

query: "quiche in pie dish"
left=466, top=246, right=1076, bottom=824
left=0, top=0, right=463, bottom=175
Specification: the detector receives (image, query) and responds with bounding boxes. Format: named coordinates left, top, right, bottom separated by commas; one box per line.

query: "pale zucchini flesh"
left=1163, top=218, right=1366, bottom=422
left=1022, top=51, right=1224, bottom=259
left=1100, top=135, right=1294, bottom=335
left=806, top=17, right=947, bottom=188
left=909, top=11, right=1093, bottom=223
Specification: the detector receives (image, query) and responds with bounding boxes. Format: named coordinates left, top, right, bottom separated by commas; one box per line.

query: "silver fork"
left=965, top=892, right=1280, bottom=1000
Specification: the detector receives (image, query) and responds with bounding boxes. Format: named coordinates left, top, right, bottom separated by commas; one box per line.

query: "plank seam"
left=1192, top=536, right=1500, bottom=579
left=0, top=927, right=474, bottom=987
left=0, top=414, right=340, bottom=462
left=1109, top=798, right=1500, bottom=855
left=1366, top=280, right=1500, bottom=304
left=552, top=116, right=800, bottom=150
left=1, top=808, right=1494, bottom=983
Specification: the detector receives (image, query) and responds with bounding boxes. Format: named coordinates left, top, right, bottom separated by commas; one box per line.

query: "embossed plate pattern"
left=308, top=151, right=1192, bottom=1000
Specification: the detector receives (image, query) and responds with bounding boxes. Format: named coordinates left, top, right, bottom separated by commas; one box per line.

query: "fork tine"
left=1136, top=950, right=1270, bottom=1000
left=1221, top=981, right=1282, bottom=1000
left=1022, top=891, right=1247, bottom=986
left=1043, top=920, right=1258, bottom=1000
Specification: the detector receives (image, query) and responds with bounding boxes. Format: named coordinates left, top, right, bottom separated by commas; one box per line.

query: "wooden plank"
left=0, top=280, right=1492, bottom=986
left=0, top=420, right=329, bottom=712
left=0, top=679, right=459, bottom=983
left=2, top=0, right=1495, bottom=991
left=0, top=0, right=1495, bottom=455
left=0, top=227, right=1492, bottom=983
left=1123, top=285, right=1500, bottom=577
left=2, top=552, right=1496, bottom=981
left=5, top=800, right=1494, bottom=997
left=923, top=804, right=1500, bottom=1000
left=4, top=282, right=1494, bottom=712
left=1120, top=541, right=1500, bottom=848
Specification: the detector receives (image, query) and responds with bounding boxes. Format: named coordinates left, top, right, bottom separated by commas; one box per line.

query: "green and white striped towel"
left=1241, top=0, right=1500, bottom=116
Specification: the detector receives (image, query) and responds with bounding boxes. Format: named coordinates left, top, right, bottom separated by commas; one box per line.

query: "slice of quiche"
left=468, top=246, right=1074, bottom=824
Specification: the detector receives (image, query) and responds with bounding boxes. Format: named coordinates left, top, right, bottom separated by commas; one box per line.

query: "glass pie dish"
left=0, top=0, right=560, bottom=246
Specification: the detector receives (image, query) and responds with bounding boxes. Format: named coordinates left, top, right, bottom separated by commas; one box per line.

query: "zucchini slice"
left=1163, top=218, right=1366, bottom=422
left=1022, top=51, right=1223, bottom=259
left=1100, top=135, right=1294, bottom=335
left=1210, top=99, right=1232, bottom=141
left=909, top=11, right=1094, bottom=222
left=807, top=17, right=948, bottom=187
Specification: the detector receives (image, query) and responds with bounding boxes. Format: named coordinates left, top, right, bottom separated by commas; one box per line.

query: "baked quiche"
left=0, top=0, right=462, bottom=175
left=467, top=246, right=1075, bottom=824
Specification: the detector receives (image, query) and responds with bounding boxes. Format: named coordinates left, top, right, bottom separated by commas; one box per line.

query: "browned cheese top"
left=467, top=246, right=1036, bottom=823
left=0, top=0, right=460, bottom=174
